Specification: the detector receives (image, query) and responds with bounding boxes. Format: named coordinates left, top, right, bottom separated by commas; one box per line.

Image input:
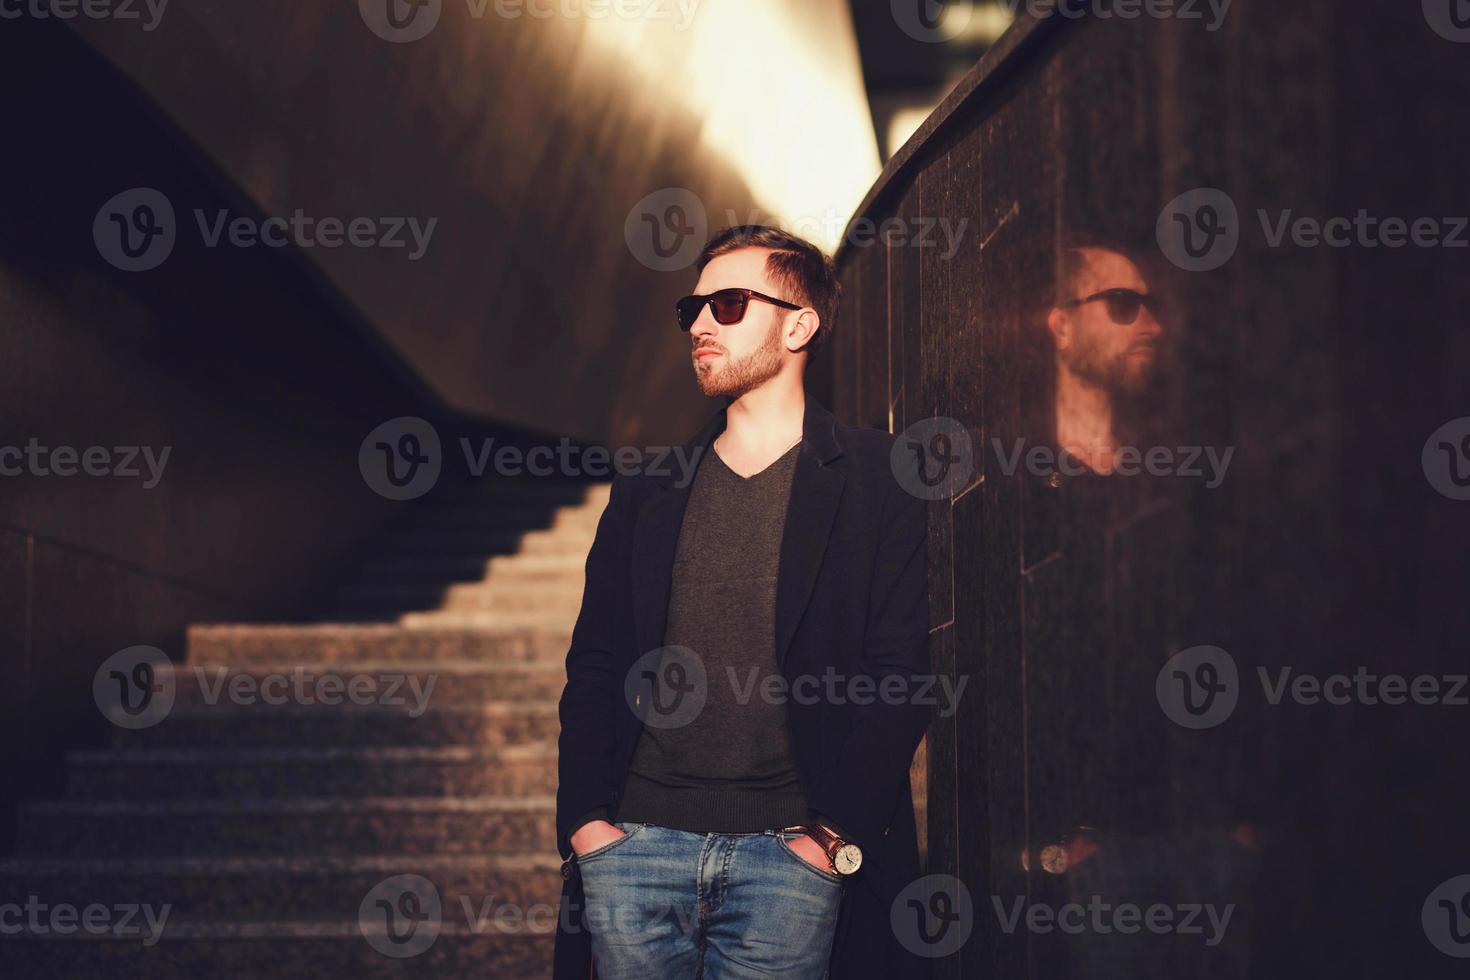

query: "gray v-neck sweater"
left=614, top=441, right=810, bottom=833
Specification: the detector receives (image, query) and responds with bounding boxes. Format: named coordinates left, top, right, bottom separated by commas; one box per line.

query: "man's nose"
left=690, top=310, right=717, bottom=341
left=1135, top=309, right=1163, bottom=338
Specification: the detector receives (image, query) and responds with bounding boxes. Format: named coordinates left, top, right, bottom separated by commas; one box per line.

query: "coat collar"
left=654, top=395, right=844, bottom=488
left=631, top=395, right=846, bottom=669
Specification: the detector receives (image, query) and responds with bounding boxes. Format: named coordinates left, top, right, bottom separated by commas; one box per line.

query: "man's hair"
left=1051, top=235, right=1139, bottom=306
left=695, top=225, right=840, bottom=357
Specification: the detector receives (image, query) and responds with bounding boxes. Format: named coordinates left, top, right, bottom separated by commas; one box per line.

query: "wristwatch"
left=783, top=822, right=863, bottom=876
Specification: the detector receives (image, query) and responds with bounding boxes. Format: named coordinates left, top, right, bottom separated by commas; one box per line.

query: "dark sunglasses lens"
left=710, top=291, right=748, bottom=325
left=676, top=297, right=701, bottom=331
left=1105, top=292, right=1143, bottom=325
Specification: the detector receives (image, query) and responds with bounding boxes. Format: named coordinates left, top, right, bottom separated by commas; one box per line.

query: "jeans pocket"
left=575, top=821, right=645, bottom=865
left=774, top=832, right=844, bottom=885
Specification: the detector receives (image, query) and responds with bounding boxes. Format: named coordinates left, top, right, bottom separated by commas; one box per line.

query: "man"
left=554, top=226, right=932, bottom=979
left=1044, top=243, right=1164, bottom=474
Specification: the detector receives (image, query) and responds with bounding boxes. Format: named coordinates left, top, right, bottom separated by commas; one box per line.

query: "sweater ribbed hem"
left=614, top=772, right=809, bottom=834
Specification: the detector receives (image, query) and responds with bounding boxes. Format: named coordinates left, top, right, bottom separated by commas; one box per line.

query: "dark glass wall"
left=832, top=5, right=1470, bottom=977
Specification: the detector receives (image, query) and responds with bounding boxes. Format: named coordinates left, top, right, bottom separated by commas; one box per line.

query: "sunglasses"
left=675, top=288, right=802, bottom=332
left=1059, top=288, right=1160, bottom=326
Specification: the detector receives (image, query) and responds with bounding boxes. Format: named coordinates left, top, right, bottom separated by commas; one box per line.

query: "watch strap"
left=780, top=822, right=845, bottom=860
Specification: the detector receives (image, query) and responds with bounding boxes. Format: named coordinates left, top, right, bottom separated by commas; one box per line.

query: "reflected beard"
left=695, top=322, right=783, bottom=398
left=1069, top=340, right=1154, bottom=397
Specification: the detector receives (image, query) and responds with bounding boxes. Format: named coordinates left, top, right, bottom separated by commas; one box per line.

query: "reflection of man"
left=1045, top=245, right=1163, bottom=474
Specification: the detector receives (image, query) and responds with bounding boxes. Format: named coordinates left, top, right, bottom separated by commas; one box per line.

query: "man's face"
left=687, top=248, right=791, bottom=399
left=1050, top=247, right=1162, bottom=396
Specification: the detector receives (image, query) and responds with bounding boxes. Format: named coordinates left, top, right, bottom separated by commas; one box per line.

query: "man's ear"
left=1046, top=307, right=1071, bottom=351
left=786, top=309, right=820, bottom=353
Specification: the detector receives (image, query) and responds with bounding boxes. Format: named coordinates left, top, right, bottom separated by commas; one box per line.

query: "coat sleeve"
left=805, top=471, right=931, bottom=854
left=555, top=474, right=635, bottom=859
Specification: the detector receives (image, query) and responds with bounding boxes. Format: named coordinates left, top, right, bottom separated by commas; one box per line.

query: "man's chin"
left=1117, top=367, right=1158, bottom=397
left=1112, top=351, right=1157, bottom=389
left=695, top=370, right=729, bottom=398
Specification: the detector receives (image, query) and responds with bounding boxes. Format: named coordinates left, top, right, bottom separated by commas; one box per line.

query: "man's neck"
left=715, top=382, right=805, bottom=465
left=1054, top=366, right=1117, bottom=474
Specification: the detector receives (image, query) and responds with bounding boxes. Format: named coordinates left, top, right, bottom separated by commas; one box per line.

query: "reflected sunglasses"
left=1059, top=288, right=1160, bottom=326
left=675, top=288, right=802, bottom=332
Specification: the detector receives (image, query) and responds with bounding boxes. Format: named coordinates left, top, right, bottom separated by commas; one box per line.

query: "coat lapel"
left=774, top=401, right=844, bottom=668
left=630, top=397, right=846, bottom=667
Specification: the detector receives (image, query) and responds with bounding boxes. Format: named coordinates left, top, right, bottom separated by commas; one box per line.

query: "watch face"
left=835, top=843, right=862, bottom=875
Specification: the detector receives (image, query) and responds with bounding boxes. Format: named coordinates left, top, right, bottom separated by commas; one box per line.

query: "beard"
left=1066, top=333, right=1156, bottom=397
left=693, top=320, right=784, bottom=398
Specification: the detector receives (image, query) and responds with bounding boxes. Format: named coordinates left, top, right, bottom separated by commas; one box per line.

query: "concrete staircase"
left=0, top=481, right=609, bottom=977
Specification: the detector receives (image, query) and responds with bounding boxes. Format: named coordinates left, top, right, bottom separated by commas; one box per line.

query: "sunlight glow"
left=577, top=0, right=881, bottom=251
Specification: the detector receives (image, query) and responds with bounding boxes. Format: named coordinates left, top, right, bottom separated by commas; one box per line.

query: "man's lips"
left=694, top=348, right=722, bottom=360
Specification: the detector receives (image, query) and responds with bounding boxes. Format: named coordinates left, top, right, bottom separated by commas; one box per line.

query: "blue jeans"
left=575, top=822, right=845, bottom=979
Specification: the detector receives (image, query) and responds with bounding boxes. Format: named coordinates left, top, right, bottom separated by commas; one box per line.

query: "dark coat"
left=554, top=396, right=933, bottom=980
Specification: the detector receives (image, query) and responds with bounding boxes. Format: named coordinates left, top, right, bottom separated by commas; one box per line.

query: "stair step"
left=0, top=853, right=561, bottom=923
left=439, top=582, right=581, bottom=611
left=334, top=581, right=583, bottom=615
left=18, top=797, right=557, bottom=857
left=70, top=744, right=559, bottom=799
left=397, top=608, right=588, bottom=629
left=513, top=527, right=598, bottom=553
left=380, top=528, right=526, bottom=556
left=387, top=526, right=593, bottom=557
left=394, top=610, right=581, bottom=630
left=0, top=926, right=553, bottom=978
left=106, top=702, right=561, bottom=750
left=352, top=553, right=585, bottom=587
left=402, top=503, right=601, bottom=532
left=186, top=625, right=570, bottom=666
left=126, top=661, right=565, bottom=713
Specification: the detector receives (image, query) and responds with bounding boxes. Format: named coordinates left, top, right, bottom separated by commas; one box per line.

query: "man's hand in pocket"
left=571, top=820, right=626, bottom=856
left=788, top=833, right=837, bottom=874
